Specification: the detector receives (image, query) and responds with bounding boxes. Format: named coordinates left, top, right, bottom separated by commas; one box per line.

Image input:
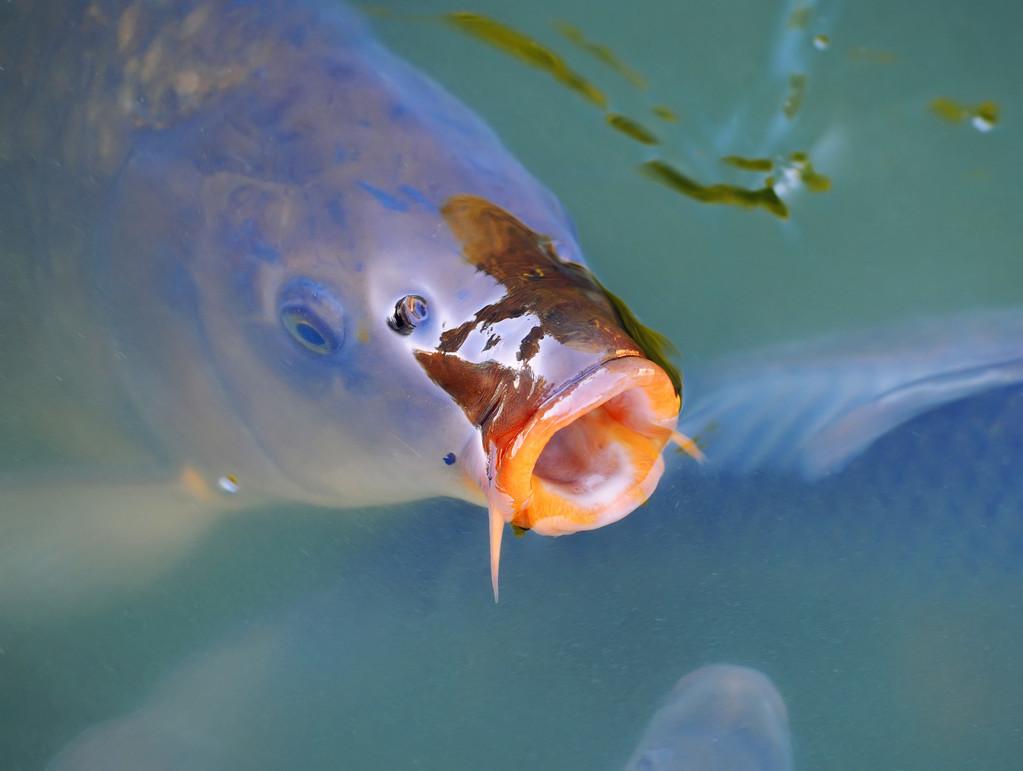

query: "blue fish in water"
left=0, top=0, right=686, bottom=611
left=624, top=665, right=793, bottom=771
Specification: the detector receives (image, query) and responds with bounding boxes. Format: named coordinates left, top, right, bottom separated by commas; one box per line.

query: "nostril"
left=388, top=294, right=429, bottom=334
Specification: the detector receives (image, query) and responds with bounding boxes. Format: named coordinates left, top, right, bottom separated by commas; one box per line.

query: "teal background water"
left=2, top=0, right=1023, bottom=769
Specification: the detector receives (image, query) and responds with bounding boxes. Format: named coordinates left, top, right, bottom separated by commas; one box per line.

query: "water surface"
left=2, top=0, right=1022, bottom=769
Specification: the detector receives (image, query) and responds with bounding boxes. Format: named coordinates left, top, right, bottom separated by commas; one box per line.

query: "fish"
left=45, top=628, right=280, bottom=771
left=623, top=665, right=793, bottom=771
left=0, top=0, right=684, bottom=613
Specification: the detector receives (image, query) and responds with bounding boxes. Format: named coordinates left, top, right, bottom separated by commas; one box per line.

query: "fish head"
left=107, top=144, right=679, bottom=584
left=99, top=33, right=679, bottom=590
left=101, top=144, right=497, bottom=509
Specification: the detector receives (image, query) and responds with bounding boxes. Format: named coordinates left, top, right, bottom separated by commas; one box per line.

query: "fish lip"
left=477, top=354, right=640, bottom=435
left=488, top=355, right=680, bottom=535
left=539, top=353, right=638, bottom=414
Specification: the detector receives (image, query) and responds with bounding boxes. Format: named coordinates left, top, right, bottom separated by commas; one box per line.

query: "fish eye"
left=388, top=294, right=429, bottom=335
left=277, top=278, right=346, bottom=355
left=280, top=307, right=338, bottom=354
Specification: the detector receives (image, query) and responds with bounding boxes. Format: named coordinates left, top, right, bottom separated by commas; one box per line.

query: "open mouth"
left=485, top=357, right=680, bottom=597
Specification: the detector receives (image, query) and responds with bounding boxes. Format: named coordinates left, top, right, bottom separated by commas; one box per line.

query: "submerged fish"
left=0, top=0, right=684, bottom=609
left=624, top=665, right=793, bottom=771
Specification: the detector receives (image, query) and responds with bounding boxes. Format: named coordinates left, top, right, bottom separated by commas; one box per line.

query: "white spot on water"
left=971, top=115, right=995, bottom=133
left=217, top=475, right=240, bottom=494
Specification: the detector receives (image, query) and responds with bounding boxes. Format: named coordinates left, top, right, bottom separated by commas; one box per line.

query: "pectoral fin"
left=0, top=467, right=230, bottom=620
left=679, top=310, right=1023, bottom=479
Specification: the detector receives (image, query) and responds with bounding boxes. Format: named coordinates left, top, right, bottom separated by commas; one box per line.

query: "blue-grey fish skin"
left=679, top=310, right=1023, bottom=480
left=624, top=665, right=793, bottom=771
left=0, top=0, right=582, bottom=507
left=669, top=311, right=1023, bottom=575
left=674, top=383, right=1023, bottom=575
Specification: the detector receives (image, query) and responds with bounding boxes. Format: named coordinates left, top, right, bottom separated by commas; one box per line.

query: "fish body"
left=0, top=0, right=680, bottom=604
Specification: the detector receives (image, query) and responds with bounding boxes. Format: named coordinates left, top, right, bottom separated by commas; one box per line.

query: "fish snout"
left=490, top=355, right=679, bottom=536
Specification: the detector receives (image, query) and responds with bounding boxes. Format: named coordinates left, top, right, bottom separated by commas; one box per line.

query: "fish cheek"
left=101, top=148, right=209, bottom=353
left=108, top=155, right=266, bottom=362
left=96, top=148, right=284, bottom=466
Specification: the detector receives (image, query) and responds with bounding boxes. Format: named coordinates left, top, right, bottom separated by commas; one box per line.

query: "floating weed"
left=721, top=155, right=775, bottom=173
left=641, top=160, right=789, bottom=220
left=553, top=21, right=647, bottom=89
left=606, top=113, right=660, bottom=145
left=444, top=12, right=607, bottom=108
left=930, top=97, right=999, bottom=132
left=787, top=6, right=813, bottom=29
left=783, top=73, right=807, bottom=119
left=652, top=105, right=679, bottom=122
left=382, top=7, right=838, bottom=221
left=789, top=151, right=831, bottom=191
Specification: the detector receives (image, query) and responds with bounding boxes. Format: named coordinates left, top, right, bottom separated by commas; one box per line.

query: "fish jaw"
left=486, top=356, right=679, bottom=536
left=477, top=356, right=678, bottom=599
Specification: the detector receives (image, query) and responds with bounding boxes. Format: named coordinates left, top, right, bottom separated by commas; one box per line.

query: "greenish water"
left=2, top=1, right=1023, bottom=769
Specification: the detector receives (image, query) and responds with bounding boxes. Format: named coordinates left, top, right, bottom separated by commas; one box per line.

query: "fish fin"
left=679, top=310, right=1023, bottom=480
left=670, top=430, right=706, bottom=463
left=489, top=504, right=505, bottom=603
left=0, top=468, right=229, bottom=621
left=47, top=626, right=278, bottom=771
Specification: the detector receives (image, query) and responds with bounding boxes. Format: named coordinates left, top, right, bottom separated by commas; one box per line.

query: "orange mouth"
left=485, top=357, right=681, bottom=598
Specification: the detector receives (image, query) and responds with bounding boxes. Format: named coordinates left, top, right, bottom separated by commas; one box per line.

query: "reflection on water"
left=2, top=0, right=1022, bottom=768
